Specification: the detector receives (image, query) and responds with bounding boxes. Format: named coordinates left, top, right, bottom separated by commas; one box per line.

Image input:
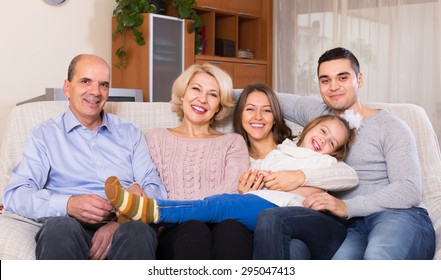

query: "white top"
left=276, top=93, right=424, bottom=218
left=248, top=139, right=356, bottom=207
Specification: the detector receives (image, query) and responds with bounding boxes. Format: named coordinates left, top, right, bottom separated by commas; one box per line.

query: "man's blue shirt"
left=3, top=108, right=166, bottom=221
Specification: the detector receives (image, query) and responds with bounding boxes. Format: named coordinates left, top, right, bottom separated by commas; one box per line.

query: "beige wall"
left=0, top=0, right=116, bottom=142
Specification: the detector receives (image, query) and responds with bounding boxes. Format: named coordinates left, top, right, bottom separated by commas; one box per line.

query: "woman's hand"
left=263, top=170, right=306, bottom=192
left=238, top=169, right=265, bottom=194
left=293, top=186, right=325, bottom=198
left=303, top=192, right=349, bottom=219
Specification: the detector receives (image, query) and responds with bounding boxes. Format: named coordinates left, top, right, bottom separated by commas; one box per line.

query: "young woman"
left=105, top=84, right=359, bottom=231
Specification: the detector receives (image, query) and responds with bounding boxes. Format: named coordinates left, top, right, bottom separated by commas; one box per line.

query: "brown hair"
left=296, top=115, right=356, bottom=160
left=233, top=83, right=293, bottom=147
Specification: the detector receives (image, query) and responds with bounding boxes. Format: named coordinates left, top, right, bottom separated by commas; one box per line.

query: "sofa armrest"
left=0, top=211, right=42, bottom=259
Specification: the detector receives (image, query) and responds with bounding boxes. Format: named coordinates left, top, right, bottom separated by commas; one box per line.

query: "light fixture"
left=43, top=0, right=66, bottom=6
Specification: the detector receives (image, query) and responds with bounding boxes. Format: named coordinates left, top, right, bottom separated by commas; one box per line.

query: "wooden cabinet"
left=111, top=14, right=195, bottom=102
left=167, top=0, right=272, bottom=88
left=196, top=59, right=234, bottom=80
left=229, top=0, right=262, bottom=17
left=113, top=1, right=272, bottom=100
left=193, top=0, right=219, bottom=10
left=196, top=59, right=266, bottom=89
left=195, top=0, right=262, bottom=17
left=233, top=63, right=267, bottom=88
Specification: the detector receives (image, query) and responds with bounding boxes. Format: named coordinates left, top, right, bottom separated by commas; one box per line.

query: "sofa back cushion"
left=367, top=103, right=441, bottom=226
left=1, top=99, right=440, bottom=259
left=1, top=100, right=440, bottom=214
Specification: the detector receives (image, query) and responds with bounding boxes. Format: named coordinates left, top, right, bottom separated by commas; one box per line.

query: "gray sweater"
left=277, top=93, right=424, bottom=218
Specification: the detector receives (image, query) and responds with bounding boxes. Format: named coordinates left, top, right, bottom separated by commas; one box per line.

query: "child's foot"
left=116, top=211, right=131, bottom=224
left=105, top=176, right=156, bottom=224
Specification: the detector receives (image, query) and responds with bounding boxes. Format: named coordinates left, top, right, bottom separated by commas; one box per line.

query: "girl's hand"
left=264, top=170, right=306, bottom=192
left=238, top=169, right=265, bottom=194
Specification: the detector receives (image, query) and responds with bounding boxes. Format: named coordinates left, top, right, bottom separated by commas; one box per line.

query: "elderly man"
left=3, top=54, right=166, bottom=260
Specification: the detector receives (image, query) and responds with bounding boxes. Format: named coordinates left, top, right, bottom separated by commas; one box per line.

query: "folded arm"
left=262, top=161, right=359, bottom=193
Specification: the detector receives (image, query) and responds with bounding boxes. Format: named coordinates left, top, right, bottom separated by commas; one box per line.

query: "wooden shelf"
left=196, top=0, right=262, bottom=17
left=195, top=55, right=267, bottom=64
left=114, top=1, right=273, bottom=98
left=167, top=0, right=272, bottom=87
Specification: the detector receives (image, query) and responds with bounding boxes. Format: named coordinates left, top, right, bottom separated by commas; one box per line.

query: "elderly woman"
left=145, top=63, right=252, bottom=259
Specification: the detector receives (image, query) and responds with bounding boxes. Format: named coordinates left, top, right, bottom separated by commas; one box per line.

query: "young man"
left=2, top=54, right=167, bottom=260
left=253, top=47, right=435, bottom=260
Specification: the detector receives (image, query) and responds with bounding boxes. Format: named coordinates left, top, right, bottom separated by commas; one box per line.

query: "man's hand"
left=238, top=169, right=264, bottom=194
left=126, top=183, right=147, bottom=198
left=89, top=221, right=119, bottom=260
left=263, top=170, right=306, bottom=192
left=67, top=194, right=113, bottom=224
left=303, top=192, right=349, bottom=219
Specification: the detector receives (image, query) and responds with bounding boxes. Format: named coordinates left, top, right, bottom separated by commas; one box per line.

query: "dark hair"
left=67, top=55, right=83, bottom=82
left=296, top=115, right=356, bottom=160
left=233, top=83, right=293, bottom=148
left=67, top=54, right=109, bottom=82
left=317, top=47, right=360, bottom=77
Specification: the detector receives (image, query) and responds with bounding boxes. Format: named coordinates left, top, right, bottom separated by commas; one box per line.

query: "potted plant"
left=113, top=0, right=202, bottom=69
left=113, top=0, right=166, bottom=69
left=170, top=0, right=203, bottom=54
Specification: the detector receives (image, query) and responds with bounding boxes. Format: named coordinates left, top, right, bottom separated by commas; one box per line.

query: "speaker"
left=215, top=38, right=235, bottom=57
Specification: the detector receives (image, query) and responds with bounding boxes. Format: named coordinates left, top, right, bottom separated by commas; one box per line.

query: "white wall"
left=0, top=0, right=116, bottom=142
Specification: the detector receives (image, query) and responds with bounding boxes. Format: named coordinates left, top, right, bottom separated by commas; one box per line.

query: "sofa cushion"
left=0, top=101, right=261, bottom=204
left=367, top=103, right=441, bottom=260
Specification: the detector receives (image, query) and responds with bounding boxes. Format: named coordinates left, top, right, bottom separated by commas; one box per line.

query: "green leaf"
left=132, top=27, right=145, bottom=45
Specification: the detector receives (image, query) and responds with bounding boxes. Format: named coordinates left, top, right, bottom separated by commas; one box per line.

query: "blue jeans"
left=158, top=194, right=277, bottom=231
left=35, top=216, right=158, bottom=259
left=332, top=207, right=435, bottom=260
left=253, top=207, right=347, bottom=259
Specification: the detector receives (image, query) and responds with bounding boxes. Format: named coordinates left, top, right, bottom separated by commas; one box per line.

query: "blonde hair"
left=170, top=64, right=234, bottom=121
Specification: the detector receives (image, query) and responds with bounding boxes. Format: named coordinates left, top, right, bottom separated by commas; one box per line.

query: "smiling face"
left=318, top=58, right=363, bottom=114
left=63, top=55, right=110, bottom=130
left=241, top=91, right=275, bottom=144
left=300, top=118, right=349, bottom=155
left=181, top=72, right=221, bottom=125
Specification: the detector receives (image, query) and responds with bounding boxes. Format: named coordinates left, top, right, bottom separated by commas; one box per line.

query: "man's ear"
left=63, top=79, right=70, bottom=99
left=357, top=72, right=363, bottom=88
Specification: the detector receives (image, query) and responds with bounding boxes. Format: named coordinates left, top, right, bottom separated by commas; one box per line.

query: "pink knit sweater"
left=145, top=128, right=250, bottom=200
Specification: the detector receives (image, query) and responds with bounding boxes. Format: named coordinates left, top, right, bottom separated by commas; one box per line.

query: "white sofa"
left=0, top=100, right=440, bottom=259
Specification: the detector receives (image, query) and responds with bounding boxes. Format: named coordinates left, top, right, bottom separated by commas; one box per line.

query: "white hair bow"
left=340, top=109, right=363, bottom=130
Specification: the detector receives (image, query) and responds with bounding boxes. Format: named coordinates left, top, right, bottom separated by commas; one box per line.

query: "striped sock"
left=104, top=176, right=157, bottom=224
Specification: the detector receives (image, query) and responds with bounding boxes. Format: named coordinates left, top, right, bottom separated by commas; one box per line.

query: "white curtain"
left=273, top=0, right=441, bottom=145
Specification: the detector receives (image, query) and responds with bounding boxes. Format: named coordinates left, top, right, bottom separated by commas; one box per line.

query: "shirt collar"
left=64, top=108, right=112, bottom=133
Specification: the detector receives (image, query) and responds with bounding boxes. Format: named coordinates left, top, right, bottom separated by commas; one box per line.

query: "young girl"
left=105, top=85, right=359, bottom=231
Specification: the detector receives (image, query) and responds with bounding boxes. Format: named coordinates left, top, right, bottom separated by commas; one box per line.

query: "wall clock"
left=43, top=0, right=66, bottom=6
